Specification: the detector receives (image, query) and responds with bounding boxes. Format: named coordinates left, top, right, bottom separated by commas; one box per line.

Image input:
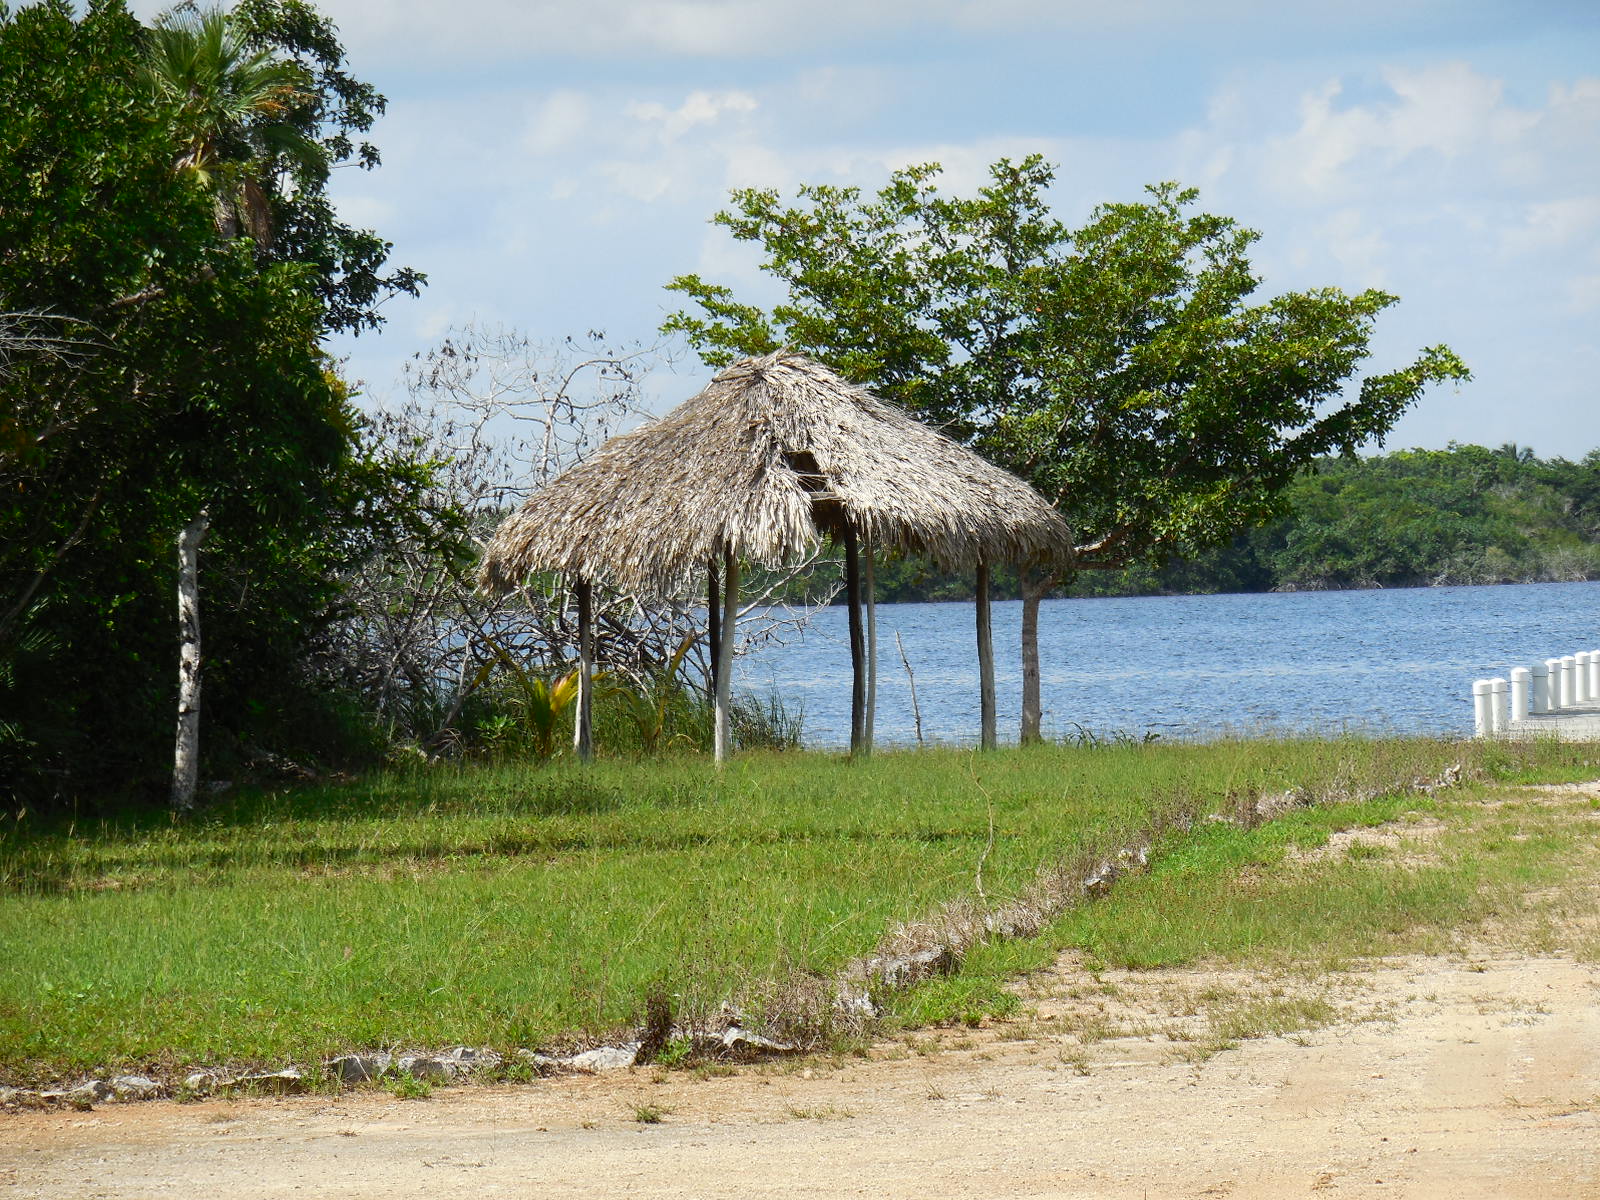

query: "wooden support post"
left=573, top=576, right=594, bottom=762
left=976, top=558, right=996, bottom=751
left=844, top=523, right=866, bottom=756
left=864, top=530, right=877, bottom=756
left=706, top=556, right=721, bottom=705
left=714, top=543, right=739, bottom=764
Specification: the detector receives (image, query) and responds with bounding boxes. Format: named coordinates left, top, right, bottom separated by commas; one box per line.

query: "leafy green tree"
left=0, top=0, right=424, bottom=808
left=665, top=158, right=1469, bottom=740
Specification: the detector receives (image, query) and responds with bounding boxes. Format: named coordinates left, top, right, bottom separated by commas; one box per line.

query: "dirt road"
left=4, top=945, right=1596, bottom=1199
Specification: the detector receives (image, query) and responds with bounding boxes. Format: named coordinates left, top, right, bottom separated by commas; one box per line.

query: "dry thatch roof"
left=479, top=350, right=1072, bottom=598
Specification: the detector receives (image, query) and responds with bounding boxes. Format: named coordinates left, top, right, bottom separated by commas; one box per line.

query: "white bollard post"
left=1473, top=679, right=1492, bottom=738
left=1509, top=667, right=1530, bottom=724
left=1576, top=652, right=1592, bottom=704
left=1561, top=655, right=1578, bottom=709
left=1531, top=661, right=1549, bottom=714
left=1589, top=650, right=1600, bottom=704
left=1489, top=677, right=1509, bottom=734
left=1547, top=658, right=1565, bottom=710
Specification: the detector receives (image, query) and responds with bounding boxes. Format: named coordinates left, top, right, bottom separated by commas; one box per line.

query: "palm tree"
left=141, top=6, right=320, bottom=247
left=141, top=6, right=322, bottom=811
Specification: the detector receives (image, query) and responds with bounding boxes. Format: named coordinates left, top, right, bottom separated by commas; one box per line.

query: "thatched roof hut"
left=479, top=351, right=1072, bottom=600
left=479, top=350, right=1073, bottom=760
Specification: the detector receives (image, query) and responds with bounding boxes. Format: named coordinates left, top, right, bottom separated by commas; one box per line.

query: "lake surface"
left=733, top=581, right=1600, bottom=749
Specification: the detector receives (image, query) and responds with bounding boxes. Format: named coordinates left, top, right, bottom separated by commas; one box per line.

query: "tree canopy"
left=0, top=0, right=426, bottom=804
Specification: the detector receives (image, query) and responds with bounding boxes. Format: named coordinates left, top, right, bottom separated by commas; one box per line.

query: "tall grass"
left=0, top=735, right=1592, bottom=1084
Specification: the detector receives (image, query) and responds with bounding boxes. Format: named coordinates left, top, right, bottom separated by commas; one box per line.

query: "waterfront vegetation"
left=2, top=734, right=1595, bottom=1086
left=779, top=444, right=1600, bottom=604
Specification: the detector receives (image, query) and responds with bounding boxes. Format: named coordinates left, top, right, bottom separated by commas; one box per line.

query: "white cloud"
left=1315, top=209, right=1392, bottom=289
left=625, top=90, right=758, bottom=144
left=1502, top=197, right=1600, bottom=254
left=242, top=0, right=1502, bottom=66
left=523, top=91, right=591, bottom=155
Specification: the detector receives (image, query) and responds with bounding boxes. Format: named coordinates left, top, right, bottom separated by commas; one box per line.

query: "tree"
left=141, top=5, right=316, bottom=246
left=665, top=157, right=1469, bottom=741
left=0, top=0, right=423, bottom=808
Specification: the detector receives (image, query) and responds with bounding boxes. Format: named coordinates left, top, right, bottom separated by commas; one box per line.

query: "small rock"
left=65, top=1080, right=112, bottom=1107
left=327, top=1053, right=392, bottom=1083
left=236, top=1067, right=305, bottom=1095
left=183, top=1072, right=220, bottom=1095
left=444, top=1046, right=501, bottom=1070
left=1083, top=861, right=1118, bottom=897
left=109, top=1074, right=163, bottom=1102
left=834, top=987, right=878, bottom=1017
left=563, top=1044, right=638, bottom=1072
left=515, top=1049, right=562, bottom=1073
left=0, top=1085, right=25, bottom=1109
left=395, top=1055, right=456, bottom=1082
left=719, top=1027, right=797, bottom=1058
left=863, top=945, right=958, bottom=990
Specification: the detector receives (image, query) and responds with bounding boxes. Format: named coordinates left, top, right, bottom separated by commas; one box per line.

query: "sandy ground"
left=5, top=792, right=1599, bottom=1199
left=4, top=948, right=1596, bottom=1199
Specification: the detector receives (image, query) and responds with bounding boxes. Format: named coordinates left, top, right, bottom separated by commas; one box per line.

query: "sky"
left=189, top=1, right=1600, bottom=454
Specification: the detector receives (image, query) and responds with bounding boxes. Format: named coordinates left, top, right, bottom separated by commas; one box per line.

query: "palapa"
left=478, top=350, right=1074, bottom=760
left=478, top=351, right=1073, bottom=600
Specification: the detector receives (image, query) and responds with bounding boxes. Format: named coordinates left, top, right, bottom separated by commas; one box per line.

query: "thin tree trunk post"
left=976, top=557, right=996, bottom=751
left=1019, top=563, right=1052, bottom=744
left=706, top=556, right=721, bottom=705
left=864, top=529, right=877, bottom=756
left=714, top=543, right=739, bottom=765
left=171, top=509, right=210, bottom=814
left=573, top=576, right=594, bottom=762
left=843, top=523, right=866, bottom=756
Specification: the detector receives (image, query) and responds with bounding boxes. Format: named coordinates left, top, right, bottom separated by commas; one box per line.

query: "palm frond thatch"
left=479, top=351, right=1072, bottom=598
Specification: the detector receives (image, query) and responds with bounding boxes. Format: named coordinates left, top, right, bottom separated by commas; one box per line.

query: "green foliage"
left=665, top=158, right=1469, bottom=578
left=386, top=1072, right=431, bottom=1100
left=784, top=443, right=1600, bottom=601
left=476, top=637, right=583, bottom=761
left=1074, top=443, right=1600, bottom=596
left=602, top=634, right=698, bottom=755
left=0, top=1, right=425, bottom=807
left=731, top=690, right=805, bottom=752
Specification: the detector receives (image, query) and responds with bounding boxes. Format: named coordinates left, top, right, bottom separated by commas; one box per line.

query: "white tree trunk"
left=1020, top=565, right=1054, bottom=744
left=171, top=510, right=210, bottom=814
left=573, top=576, right=594, bottom=762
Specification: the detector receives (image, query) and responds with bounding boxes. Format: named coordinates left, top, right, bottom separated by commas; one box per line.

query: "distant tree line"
left=770, top=443, right=1600, bottom=603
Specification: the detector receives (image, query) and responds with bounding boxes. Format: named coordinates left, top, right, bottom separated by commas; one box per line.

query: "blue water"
left=733, top=582, right=1600, bottom=749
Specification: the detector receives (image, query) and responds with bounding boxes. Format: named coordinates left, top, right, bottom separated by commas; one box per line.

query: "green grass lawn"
left=1, top=736, right=1593, bottom=1085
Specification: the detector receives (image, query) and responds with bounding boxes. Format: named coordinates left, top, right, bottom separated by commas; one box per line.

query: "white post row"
left=1475, top=649, right=1600, bottom=736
